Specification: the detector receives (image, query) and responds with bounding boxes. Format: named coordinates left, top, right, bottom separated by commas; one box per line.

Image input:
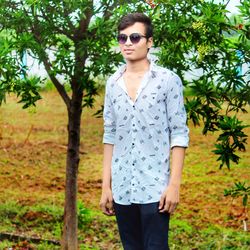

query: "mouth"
left=124, top=49, right=134, bottom=53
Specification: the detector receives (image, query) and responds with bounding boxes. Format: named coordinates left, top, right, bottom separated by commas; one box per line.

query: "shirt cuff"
left=103, top=133, right=115, bottom=144
left=170, top=135, right=189, bottom=148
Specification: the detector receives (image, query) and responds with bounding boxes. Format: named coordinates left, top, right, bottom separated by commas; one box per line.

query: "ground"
left=0, top=91, right=249, bottom=249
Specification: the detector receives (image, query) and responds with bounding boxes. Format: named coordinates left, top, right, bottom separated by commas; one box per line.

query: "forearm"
left=159, top=146, right=186, bottom=213
left=102, top=143, right=114, bottom=189
left=169, top=146, right=186, bottom=187
left=100, top=143, right=115, bottom=215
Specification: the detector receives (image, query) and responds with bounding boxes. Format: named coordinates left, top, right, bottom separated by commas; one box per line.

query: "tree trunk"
left=61, top=94, right=83, bottom=250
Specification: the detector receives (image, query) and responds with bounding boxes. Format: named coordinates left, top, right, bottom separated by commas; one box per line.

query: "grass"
left=0, top=90, right=249, bottom=249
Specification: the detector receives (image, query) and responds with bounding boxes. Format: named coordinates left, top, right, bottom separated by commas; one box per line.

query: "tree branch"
left=62, top=0, right=76, bottom=32
left=70, top=1, right=94, bottom=90
left=40, top=7, right=74, bottom=41
left=42, top=53, right=71, bottom=108
left=0, top=232, right=60, bottom=246
left=74, top=0, right=94, bottom=41
left=30, top=12, right=71, bottom=108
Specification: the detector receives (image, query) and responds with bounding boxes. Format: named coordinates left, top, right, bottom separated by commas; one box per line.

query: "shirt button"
left=133, top=124, right=135, bottom=126
left=132, top=143, right=135, bottom=146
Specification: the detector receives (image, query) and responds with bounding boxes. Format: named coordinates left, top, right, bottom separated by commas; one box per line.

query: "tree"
left=0, top=0, right=126, bottom=249
left=0, top=30, right=41, bottom=107
left=0, top=0, right=249, bottom=249
left=149, top=0, right=250, bottom=169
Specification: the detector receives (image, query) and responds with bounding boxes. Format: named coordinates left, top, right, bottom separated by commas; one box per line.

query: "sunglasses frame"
left=117, top=33, right=148, bottom=44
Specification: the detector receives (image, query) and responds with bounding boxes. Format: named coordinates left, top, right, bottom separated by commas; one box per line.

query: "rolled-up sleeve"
left=166, top=74, right=189, bottom=148
left=103, top=79, right=116, bottom=144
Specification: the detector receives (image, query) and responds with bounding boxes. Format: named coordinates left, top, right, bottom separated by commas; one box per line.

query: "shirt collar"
left=113, top=59, right=157, bottom=82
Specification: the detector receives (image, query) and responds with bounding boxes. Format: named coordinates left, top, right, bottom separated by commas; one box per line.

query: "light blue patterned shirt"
left=103, top=61, right=189, bottom=205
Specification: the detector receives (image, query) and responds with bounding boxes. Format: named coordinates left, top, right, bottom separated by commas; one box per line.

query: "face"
left=118, top=22, right=153, bottom=62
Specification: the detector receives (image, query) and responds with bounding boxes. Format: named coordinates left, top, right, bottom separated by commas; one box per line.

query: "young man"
left=100, top=13, right=189, bottom=250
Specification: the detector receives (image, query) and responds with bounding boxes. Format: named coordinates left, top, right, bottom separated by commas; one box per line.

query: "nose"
left=125, top=36, right=133, bottom=46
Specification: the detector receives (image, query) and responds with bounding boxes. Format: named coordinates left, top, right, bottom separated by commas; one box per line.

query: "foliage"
left=77, top=201, right=93, bottom=230
left=212, top=116, right=249, bottom=169
left=224, top=181, right=250, bottom=207
left=147, top=0, right=250, bottom=169
left=14, top=75, right=42, bottom=108
left=224, top=181, right=249, bottom=231
left=0, top=34, right=41, bottom=107
left=0, top=0, right=127, bottom=108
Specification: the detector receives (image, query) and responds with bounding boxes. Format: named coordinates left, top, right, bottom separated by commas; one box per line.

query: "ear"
left=147, top=37, right=153, bottom=49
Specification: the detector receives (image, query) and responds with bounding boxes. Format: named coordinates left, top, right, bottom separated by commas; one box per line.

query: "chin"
left=125, top=56, right=146, bottom=62
left=124, top=55, right=136, bottom=60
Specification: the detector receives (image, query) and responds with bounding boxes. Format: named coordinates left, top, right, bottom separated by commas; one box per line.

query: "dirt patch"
left=0, top=92, right=249, bottom=231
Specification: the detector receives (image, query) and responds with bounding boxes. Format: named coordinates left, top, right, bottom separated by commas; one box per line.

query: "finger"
left=169, top=203, right=177, bottom=214
left=104, top=206, right=115, bottom=216
left=102, top=206, right=109, bottom=215
left=107, top=203, right=115, bottom=216
left=108, top=207, right=115, bottom=216
left=172, top=200, right=179, bottom=213
left=107, top=199, right=113, bottom=210
left=100, top=203, right=107, bottom=214
left=100, top=201, right=110, bottom=216
left=158, top=194, right=165, bottom=210
left=164, top=201, right=171, bottom=213
left=160, top=200, right=170, bottom=213
left=105, top=198, right=115, bottom=216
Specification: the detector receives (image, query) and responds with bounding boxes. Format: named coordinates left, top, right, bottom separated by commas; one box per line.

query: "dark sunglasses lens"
left=117, top=34, right=127, bottom=44
left=130, top=33, right=141, bottom=44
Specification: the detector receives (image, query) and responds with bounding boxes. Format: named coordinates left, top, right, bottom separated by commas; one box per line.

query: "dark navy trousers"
left=113, top=202, right=170, bottom=250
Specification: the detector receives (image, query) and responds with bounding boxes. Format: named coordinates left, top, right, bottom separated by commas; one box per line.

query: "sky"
left=93, top=1, right=241, bottom=15
left=214, top=0, right=240, bottom=14
left=95, top=0, right=242, bottom=15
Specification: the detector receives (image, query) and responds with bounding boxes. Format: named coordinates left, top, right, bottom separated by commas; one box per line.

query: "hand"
left=158, top=184, right=180, bottom=214
left=99, top=187, right=115, bottom=216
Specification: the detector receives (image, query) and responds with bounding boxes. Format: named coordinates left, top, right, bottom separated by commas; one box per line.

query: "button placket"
left=131, top=103, right=137, bottom=186
left=131, top=108, right=136, bottom=147
left=131, top=148, right=136, bottom=189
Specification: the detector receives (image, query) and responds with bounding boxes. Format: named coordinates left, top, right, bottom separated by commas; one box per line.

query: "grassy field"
left=0, top=90, right=249, bottom=249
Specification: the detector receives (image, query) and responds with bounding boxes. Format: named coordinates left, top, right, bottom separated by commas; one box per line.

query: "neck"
left=125, top=58, right=150, bottom=74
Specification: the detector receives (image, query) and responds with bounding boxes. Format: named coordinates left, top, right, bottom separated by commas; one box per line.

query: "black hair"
left=118, top=13, right=153, bottom=38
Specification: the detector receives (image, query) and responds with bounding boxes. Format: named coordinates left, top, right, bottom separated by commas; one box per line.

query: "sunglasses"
left=117, top=33, right=147, bottom=44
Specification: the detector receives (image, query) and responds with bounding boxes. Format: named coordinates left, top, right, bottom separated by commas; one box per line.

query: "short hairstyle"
left=118, top=13, right=153, bottom=38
